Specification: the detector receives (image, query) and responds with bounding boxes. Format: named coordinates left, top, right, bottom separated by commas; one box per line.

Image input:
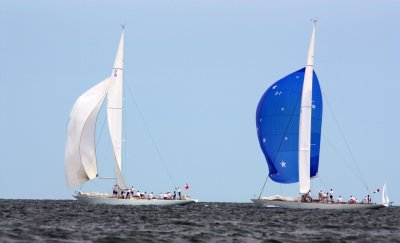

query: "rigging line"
left=91, top=178, right=110, bottom=191
left=258, top=175, right=269, bottom=199
left=124, top=81, right=176, bottom=189
left=319, top=87, right=370, bottom=192
left=316, top=175, right=327, bottom=192
left=123, top=93, right=127, bottom=180
left=322, top=134, right=367, bottom=189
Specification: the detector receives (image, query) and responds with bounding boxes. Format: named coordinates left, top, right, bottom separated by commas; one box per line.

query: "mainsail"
left=65, top=29, right=127, bottom=189
left=298, top=22, right=316, bottom=194
left=256, top=22, right=322, bottom=191
left=107, top=29, right=127, bottom=189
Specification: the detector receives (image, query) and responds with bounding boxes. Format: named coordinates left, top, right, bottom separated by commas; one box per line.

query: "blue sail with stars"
left=256, top=68, right=323, bottom=183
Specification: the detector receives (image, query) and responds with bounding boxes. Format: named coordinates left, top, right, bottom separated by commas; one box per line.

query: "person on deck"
left=337, top=195, right=343, bottom=203
left=318, top=190, right=323, bottom=201
left=112, top=185, right=118, bottom=198
left=329, top=189, right=334, bottom=202
left=173, top=191, right=177, bottom=200
left=177, top=187, right=182, bottom=200
left=304, top=190, right=312, bottom=202
left=164, top=192, right=169, bottom=200
left=136, top=191, right=141, bottom=198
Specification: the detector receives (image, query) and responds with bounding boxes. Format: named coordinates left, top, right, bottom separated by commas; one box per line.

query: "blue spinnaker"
left=256, top=68, right=323, bottom=183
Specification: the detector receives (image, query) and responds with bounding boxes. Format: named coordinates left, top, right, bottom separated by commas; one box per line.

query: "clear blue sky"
left=0, top=0, right=399, bottom=203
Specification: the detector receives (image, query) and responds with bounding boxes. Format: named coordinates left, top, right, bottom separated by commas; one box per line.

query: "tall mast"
left=298, top=21, right=316, bottom=194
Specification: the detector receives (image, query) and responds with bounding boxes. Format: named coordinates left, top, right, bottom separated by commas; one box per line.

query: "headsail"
left=256, top=70, right=322, bottom=184
left=107, top=29, right=127, bottom=189
left=256, top=22, right=322, bottom=187
left=65, top=77, right=112, bottom=189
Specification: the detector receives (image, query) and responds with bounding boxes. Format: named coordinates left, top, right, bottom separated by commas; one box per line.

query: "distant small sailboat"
left=251, top=22, right=388, bottom=210
left=64, top=27, right=197, bottom=206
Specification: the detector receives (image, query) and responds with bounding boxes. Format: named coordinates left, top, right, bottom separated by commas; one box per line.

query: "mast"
left=107, top=27, right=127, bottom=189
left=298, top=21, right=316, bottom=194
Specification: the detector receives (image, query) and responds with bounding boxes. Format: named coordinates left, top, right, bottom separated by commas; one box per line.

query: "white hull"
left=251, top=199, right=386, bottom=210
left=75, top=194, right=198, bottom=206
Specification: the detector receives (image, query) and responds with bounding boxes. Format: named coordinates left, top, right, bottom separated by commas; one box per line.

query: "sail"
left=65, top=77, right=112, bottom=189
left=256, top=68, right=322, bottom=184
left=298, top=22, right=316, bottom=194
left=107, top=29, right=127, bottom=189
left=382, top=184, right=390, bottom=207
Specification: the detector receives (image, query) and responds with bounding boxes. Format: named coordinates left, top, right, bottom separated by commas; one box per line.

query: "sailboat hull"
left=74, top=194, right=198, bottom=206
left=251, top=199, right=386, bottom=210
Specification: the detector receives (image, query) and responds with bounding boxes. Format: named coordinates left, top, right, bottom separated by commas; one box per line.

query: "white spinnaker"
left=298, top=22, right=316, bottom=194
left=65, top=77, right=112, bottom=189
left=107, top=29, right=127, bottom=189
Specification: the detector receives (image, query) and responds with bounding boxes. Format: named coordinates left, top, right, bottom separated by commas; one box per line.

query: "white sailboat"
left=251, top=22, right=389, bottom=210
left=64, top=28, right=197, bottom=206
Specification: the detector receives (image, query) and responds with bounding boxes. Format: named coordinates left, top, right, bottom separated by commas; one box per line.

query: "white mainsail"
left=65, top=77, right=112, bottom=189
left=298, top=22, right=316, bottom=194
left=107, top=29, right=127, bottom=189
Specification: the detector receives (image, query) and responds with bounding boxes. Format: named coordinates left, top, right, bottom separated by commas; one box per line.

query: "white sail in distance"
left=298, top=22, right=316, bottom=194
left=107, top=29, right=127, bottom=189
left=65, top=77, right=112, bottom=189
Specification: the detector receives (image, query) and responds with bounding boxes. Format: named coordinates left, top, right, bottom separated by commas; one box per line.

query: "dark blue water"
left=0, top=200, right=399, bottom=242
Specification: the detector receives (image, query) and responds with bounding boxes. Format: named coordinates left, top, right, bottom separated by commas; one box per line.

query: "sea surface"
left=0, top=200, right=399, bottom=242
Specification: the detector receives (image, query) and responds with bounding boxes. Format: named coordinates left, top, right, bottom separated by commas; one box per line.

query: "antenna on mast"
left=121, top=21, right=127, bottom=30
left=311, top=18, right=318, bottom=25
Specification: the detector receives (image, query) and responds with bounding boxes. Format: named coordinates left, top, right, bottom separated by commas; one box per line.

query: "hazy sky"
left=0, top=0, right=399, bottom=204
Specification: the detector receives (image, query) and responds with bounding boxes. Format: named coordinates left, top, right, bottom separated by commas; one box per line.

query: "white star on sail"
left=312, top=104, right=316, bottom=109
left=280, top=161, right=286, bottom=167
left=296, top=76, right=299, bottom=79
left=284, top=136, right=288, bottom=140
left=281, top=107, right=285, bottom=111
left=272, top=85, right=278, bottom=90
left=263, top=138, right=266, bottom=143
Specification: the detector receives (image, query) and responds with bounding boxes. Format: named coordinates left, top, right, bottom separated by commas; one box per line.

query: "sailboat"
left=64, top=28, right=197, bottom=206
left=251, top=22, right=389, bottom=210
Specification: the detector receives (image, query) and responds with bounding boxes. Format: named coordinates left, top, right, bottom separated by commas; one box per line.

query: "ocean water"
left=0, top=200, right=399, bottom=242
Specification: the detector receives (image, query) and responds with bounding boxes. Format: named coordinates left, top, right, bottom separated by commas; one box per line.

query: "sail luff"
left=298, top=22, right=316, bottom=194
left=107, top=29, right=127, bottom=189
